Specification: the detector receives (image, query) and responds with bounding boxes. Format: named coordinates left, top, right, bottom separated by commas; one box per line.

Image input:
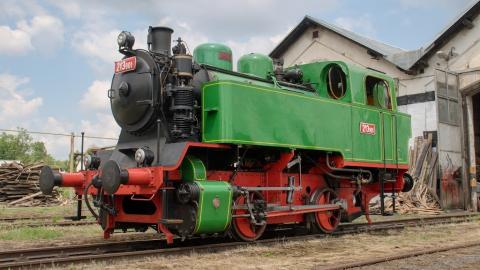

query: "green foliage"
left=0, top=129, right=68, bottom=170
left=0, top=128, right=31, bottom=162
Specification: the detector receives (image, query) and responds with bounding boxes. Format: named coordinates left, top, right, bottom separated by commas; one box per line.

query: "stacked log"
left=0, top=162, right=60, bottom=206
left=371, top=135, right=442, bottom=215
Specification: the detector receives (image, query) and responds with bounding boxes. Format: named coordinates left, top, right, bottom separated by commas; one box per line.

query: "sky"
left=0, top=0, right=476, bottom=159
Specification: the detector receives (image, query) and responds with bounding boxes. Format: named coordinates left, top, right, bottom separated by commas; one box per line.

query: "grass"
left=0, top=202, right=86, bottom=219
left=0, top=227, right=63, bottom=240
left=0, top=224, right=102, bottom=248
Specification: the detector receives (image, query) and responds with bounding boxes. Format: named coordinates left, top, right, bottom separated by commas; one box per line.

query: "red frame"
left=60, top=142, right=408, bottom=242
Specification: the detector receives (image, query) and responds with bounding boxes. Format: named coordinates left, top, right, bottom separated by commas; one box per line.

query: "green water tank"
left=237, top=53, right=273, bottom=79
left=193, top=43, right=233, bottom=71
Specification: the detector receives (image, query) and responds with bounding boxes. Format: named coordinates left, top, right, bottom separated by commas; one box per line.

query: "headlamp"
left=117, top=31, right=135, bottom=49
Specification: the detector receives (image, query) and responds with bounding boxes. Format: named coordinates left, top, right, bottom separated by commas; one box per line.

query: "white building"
left=270, top=1, right=480, bottom=210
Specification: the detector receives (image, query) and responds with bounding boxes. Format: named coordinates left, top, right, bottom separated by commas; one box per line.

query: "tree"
left=0, top=129, right=32, bottom=161
left=0, top=129, right=68, bottom=170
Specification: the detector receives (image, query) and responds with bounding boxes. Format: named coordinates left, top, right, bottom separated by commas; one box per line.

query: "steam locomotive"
left=39, top=26, right=413, bottom=242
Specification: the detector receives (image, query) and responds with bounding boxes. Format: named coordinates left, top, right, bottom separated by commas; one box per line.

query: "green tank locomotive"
left=39, top=26, right=412, bottom=242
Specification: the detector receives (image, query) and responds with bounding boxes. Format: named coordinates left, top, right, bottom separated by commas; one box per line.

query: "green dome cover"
left=237, top=53, right=273, bottom=79
left=193, top=43, right=233, bottom=71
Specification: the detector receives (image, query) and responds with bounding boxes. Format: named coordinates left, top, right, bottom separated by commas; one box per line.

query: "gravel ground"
left=1, top=207, right=477, bottom=269
left=354, top=245, right=480, bottom=270
left=49, top=220, right=480, bottom=270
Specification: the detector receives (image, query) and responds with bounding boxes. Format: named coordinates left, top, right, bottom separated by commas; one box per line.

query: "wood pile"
left=371, top=135, right=442, bottom=215
left=0, top=162, right=60, bottom=206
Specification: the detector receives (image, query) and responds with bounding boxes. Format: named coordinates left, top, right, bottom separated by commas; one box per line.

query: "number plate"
left=359, top=122, right=376, bottom=135
left=114, top=57, right=136, bottom=73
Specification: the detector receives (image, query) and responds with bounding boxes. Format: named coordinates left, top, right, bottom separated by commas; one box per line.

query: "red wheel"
left=310, top=188, right=341, bottom=233
left=231, top=191, right=267, bottom=241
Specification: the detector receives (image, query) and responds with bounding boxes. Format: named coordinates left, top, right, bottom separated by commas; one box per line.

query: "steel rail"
left=0, top=215, right=92, bottom=222
left=322, top=240, right=480, bottom=270
left=0, top=215, right=96, bottom=228
left=0, top=212, right=478, bottom=269
left=0, top=216, right=51, bottom=222
left=0, top=220, right=96, bottom=228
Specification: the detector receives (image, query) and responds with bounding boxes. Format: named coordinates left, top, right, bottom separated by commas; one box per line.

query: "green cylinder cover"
left=193, top=43, right=233, bottom=71
left=194, top=180, right=232, bottom=234
left=237, top=53, right=273, bottom=79
left=180, top=155, right=206, bottom=182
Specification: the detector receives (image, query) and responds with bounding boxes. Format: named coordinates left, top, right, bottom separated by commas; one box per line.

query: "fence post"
left=69, top=132, right=75, bottom=172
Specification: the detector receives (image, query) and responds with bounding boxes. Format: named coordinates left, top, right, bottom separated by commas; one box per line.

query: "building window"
left=436, top=70, right=459, bottom=125
left=365, top=76, right=392, bottom=110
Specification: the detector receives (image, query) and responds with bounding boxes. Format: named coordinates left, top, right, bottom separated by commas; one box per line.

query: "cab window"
left=365, top=76, right=391, bottom=109
left=326, top=65, right=346, bottom=99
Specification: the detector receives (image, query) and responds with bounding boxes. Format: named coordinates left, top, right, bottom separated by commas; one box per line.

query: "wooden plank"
left=7, top=191, right=43, bottom=205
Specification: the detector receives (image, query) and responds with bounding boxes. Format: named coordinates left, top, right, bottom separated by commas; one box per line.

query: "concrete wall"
left=397, top=75, right=437, bottom=140
left=281, top=26, right=406, bottom=78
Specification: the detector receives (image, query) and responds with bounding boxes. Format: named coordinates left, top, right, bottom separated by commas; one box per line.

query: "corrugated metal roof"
left=270, top=0, right=480, bottom=72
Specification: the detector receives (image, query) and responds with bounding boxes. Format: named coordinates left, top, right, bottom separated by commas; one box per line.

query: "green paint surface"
left=201, top=61, right=411, bottom=165
left=193, top=43, right=233, bottom=71
left=181, top=155, right=206, bottom=182
left=194, top=180, right=232, bottom=234
left=237, top=53, right=273, bottom=79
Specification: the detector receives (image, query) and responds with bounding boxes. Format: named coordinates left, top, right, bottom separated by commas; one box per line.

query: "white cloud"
left=0, top=73, right=43, bottom=125
left=48, top=1, right=82, bottom=18
left=334, top=15, right=377, bottom=38
left=55, top=0, right=339, bottom=40
left=26, top=114, right=119, bottom=160
left=35, top=117, right=72, bottom=159
left=157, top=18, right=208, bottom=53
left=399, top=0, right=473, bottom=9
left=71, top=28, right=145, bottom=76
left=0, top=74, right=115, bottom=159
left=72, top=29, right=121, bottom=64
left=0, top=1, right=47, bottom=20
left=0, top=25, right=33, bottom=54
left=66, top=0, right=338, bottom=76
left=226, top=27, right=293, bottom=67
left=79, top=80, right=110, bottom=111
left=17, top=15, right=64, bottom=54
left=0, top=15, right=64, bottom=55
left=81, top=113, right=119, bottom=139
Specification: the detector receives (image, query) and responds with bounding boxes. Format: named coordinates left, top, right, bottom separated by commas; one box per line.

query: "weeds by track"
left=0, top=212, right=478, bottom=269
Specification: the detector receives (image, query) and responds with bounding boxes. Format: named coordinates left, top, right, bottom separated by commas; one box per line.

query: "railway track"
left=0, top=217, right=52, bottom=223
left=0, top=220, right=96, bottom=228
left=0, top=212, right=477, bottom=269
left=0, top=216, right=96, bottom=228
left=323, top=240, right=480, bottom=270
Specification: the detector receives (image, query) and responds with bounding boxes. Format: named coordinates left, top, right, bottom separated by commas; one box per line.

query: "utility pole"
left=69, top=132, right=75, bottom=173
left=466, top=96, right=478, bottom=212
